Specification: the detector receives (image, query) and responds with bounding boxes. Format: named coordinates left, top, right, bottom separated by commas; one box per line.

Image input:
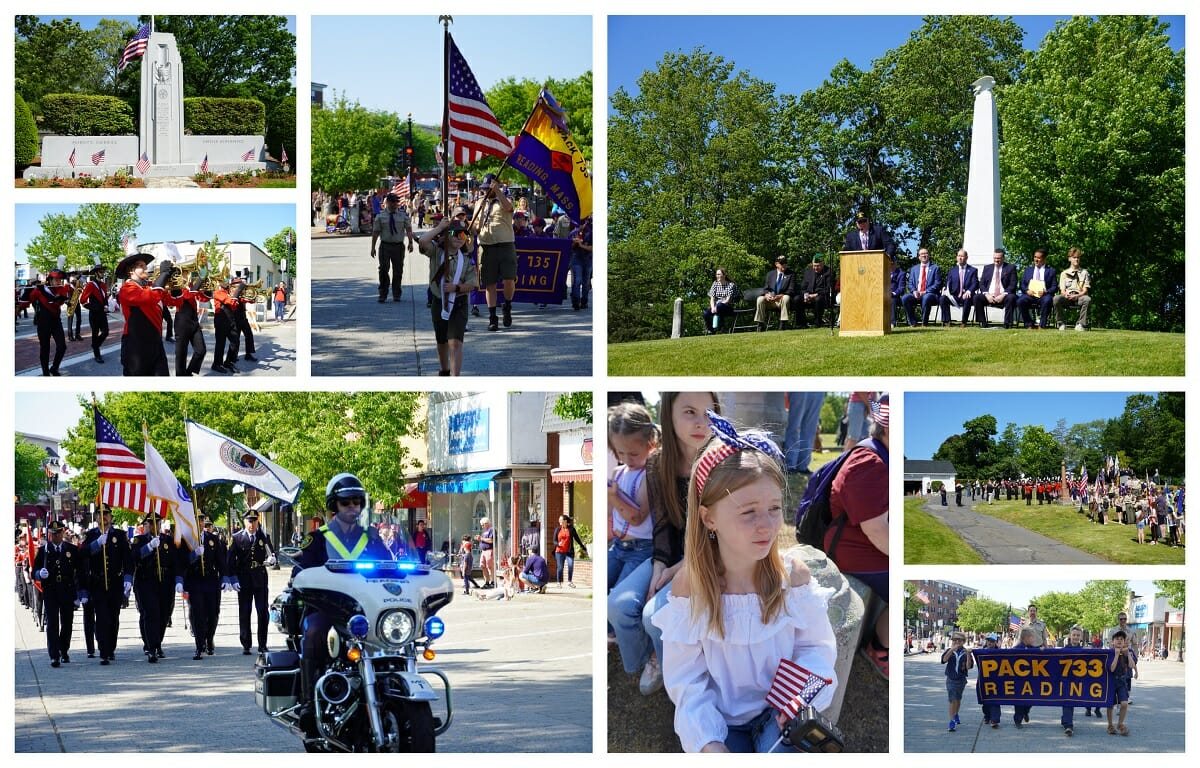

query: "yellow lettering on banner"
left=1003, top=681, right=1015, bottom=695
left=980, top=659, right=999, bottom=676
left=1012, top=659, right=1029, bottom=676
left=1031, top=658, right=1049, bottom=677
left=996, top=659, right=1014, bottom=676
left=1070, top=682, right=1083, bottom=697
left=1088, top=658, right=1105, bottom=677
left=1040, top=682, right=1052, bottom=696
left=983, top=682, right=997, bottom=696
left=1020, top=681, right=1034, bottom=695
left=514, top=154, right=549, bottom=184
left=1090, top=683, right=1103, bottom=699
left=1057, top=659, right=1073, bottom=675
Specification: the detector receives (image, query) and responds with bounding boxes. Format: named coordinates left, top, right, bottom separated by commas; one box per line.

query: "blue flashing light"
left=353, top=561, right=376, bottom=571
left=348, top=614, right=370, bottom=638
left=425, top=616, right=445, bottom=640
left=397, top=561, right=418, bottom=572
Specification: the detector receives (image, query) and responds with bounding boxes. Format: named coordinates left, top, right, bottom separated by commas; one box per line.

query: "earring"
left=707, top=529, right=717, bottom=540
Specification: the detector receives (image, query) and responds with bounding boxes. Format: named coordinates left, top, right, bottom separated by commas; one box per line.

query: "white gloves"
left=266, top=554, right=276, bottom=567
left=233, top=582, right=242, bottom=592
left=74, top=599, right=82, bottom=608
left=37, top=568, right=49, bottom=579
left=176, top=583, right=184, bottom=594
left=194, top=544, right=205, bottom=559
left=80, top=595, right=89, bottom=605
left=123, top=583, right=132, bottom=597
left=149, top=536, right=161, bottom=550
left=221, top=581, right=232, bottom=592
left=96, top=532, right=108, bottom=547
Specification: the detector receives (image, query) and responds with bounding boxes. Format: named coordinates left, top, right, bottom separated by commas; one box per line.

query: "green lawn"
left=972, top=500, right=1185, bottom=564
left=903, top=497, right=987, bottom=564
left=608, top=327, right=1184, bottom=376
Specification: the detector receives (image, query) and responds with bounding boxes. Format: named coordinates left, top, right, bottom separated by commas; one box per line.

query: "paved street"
left=309, top=228, right=593, bottom=377
left=15, top=307, right=297, bottom=378
left=918, top=496, right=1109, bottom=564
left=14, top=567, right=592, bottom=752
left=903, top=648, right=1184, bottom=752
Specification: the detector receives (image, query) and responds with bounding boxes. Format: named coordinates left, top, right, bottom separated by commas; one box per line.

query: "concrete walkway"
left=920, top=496, right=1110, bottom=564
left=143, top=176, right=201, bottom=188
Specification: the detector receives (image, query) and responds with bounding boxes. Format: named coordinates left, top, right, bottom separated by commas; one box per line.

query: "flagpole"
left=463, top=90, right=545, bottom=234
left=184, top=416, right=204, bottom=573
left=93, top=395, right=110, bottom=592
left=143, top=422, right=162, bottom=581
left=440, top=15, right=453, bottom=215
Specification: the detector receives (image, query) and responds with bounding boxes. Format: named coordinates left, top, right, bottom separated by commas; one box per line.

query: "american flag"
left=241, top=148, right=256, bottom=162
left=119, top=23, right=151, bottom=71
left=1079, top=465, right=1089, bottom=496
left=91, top=149, right=106, bottom=165
left=391, top=177, right=410, bottom=201
left=136, top=151, right=150, bottom=174
left=281, top=146, right=289, bottom=165
left=94, top=405, right=167, bottom=516
left=1009, top=614, right=1022, bottom=632
left=122, top=234, right=136, bottom=255
left=446, top=35, right=512, bottom=166
left=765, top=659, right=831, bottom=719
left=869, top=395, right=889, bottom=428
left=200, top=154, right=209, bottom=174
left=68, top=147, right=77, bottom=168
left=915, top=589, right=931, bottom=605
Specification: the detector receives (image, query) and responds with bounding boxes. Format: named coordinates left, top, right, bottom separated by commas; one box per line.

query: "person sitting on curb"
left=519, top=545, right=550, bottom=594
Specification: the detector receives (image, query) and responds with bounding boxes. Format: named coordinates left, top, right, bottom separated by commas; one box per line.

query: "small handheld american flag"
left=136, top=152, right=150, bottom=175
left=91, top=148, right=106, bottom=165
left=68, top=147, right=77, bottom=168
left=766, top=659, right=831, bottom=718
left=200, top=154, right=209, bottom=174
left=241, top=148, right=256, bottom=162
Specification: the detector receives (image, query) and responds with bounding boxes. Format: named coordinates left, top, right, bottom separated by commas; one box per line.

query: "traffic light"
left=405, top=145, right=414, bottom=169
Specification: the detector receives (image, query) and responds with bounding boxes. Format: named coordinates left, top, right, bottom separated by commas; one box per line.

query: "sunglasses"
left=336, top=497, right=365, bottom=508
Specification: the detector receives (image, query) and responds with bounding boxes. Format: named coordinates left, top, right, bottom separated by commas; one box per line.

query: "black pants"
left=134, top=579, right=167, bottom=655
left=92, top=586, right=124, bottom=659
left=188, top=588, right=219, bottom=652
left=174, top=313, right=206, bottom=375
left=36, top=315, right=65, bottom=374
left=378, top=241, right=406, bottom=299
left=70, top=308, right=82, bottom=339
left=798, top=294, right=830, bottom=327
left=162, top=305, right=174, bottom=340
left=42, top=593, right=76, bottom=661
left=234, top=310, right=256, bottom=355
left=88, top=307, right=109, bottom=359
left=238, top=582, right=270, bottom=651
left=82, top=598, right=97, bottom=654
left=214, top=310, right=239, bottom=367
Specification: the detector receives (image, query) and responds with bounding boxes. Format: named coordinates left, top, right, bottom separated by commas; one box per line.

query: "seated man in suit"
left=973, top=248, right=1018, bottom=328
left=753, top=255, right=795, bottom=331
left=939, top=249, right=978, bottom=327
left=1016, top=248, right=1057, bottom=329
left=901, top=248, right=942, bottom=327
left=1053, top=247, right=1092, bottom=331
left=796, top=254, right=833, bottom=328
left=890, top=261, right=907, bottom=326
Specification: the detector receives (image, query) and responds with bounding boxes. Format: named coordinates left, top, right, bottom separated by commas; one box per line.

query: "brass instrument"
left=240, top=279, right=266, bottom=302
left=65, top=278, right=84, bottom=317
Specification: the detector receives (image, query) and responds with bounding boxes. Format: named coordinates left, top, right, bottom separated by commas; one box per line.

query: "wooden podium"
left=838, top=250, right=891, bottom=336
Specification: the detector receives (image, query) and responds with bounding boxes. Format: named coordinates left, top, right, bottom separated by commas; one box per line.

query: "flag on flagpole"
left=765, top=659, right=833, bottom=718
left=143, top=438, right=200, bottom=553
left=68, top=147, right=77, bottom=168
left=915, top=589, right=931, bottom=605
left=510, top=88, right=593, bottom=223
left=136, top=151, right=151, bottom=174
left=200, top=154, right=209, bottom=174
left=446, top=35, right=513, bottom=164
left=391, top=177, right=410, bottom=201
left=185, top=419, right=303, bottom=503
left=241, top=148, right=256, bottom=162
left=281, top=145, right=288, bottom=165
left=91, top=149, right=106, bottom=165
left=119, top=23, right=151, bottom=71
left=1009, top=614, right=1022, bottom=632
left=94, top=405, right=167, bottom=516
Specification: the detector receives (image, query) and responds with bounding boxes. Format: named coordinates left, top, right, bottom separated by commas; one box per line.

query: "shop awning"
left=551, top=469, right=594, bottom=483
left=397, top=483, right=428, bottom=508
left=418, top=470, right=503, bottom=494
left=251, top=497, right=275, bottom=512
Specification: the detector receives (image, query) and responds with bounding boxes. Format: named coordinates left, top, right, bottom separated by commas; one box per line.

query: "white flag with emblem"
left=185, top=419, right=303, bottom=503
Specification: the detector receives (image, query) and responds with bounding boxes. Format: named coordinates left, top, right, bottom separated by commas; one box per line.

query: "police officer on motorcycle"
left=293, top=474, right=395, bottom=702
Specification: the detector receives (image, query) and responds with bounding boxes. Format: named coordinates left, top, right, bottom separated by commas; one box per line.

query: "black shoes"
left=244, top=354, right=258, bottom=362
left=502, top=302, right=512, bottom=327
left=100, top=658, right=110, bottom=666
left=51, top=659, right=61, bottom=668
left=61, top=654, right=70, bottom=663
left=193, top=652, right=203, bottom=660
left=147, top=654, right=158, bottom=664
left=378, top=296, right=387, bottom=303
left=243, top=648, right=252, bottom=655
left=488, top=315, right=499, bottom=331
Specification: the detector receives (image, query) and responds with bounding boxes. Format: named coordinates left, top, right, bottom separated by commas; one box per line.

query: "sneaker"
left=568, top=582, right=576, bottom=588
left=1065, top=727, right=1073, bottom=737
left=952, top=714, right=960, bottom=725
left=488, top=315, right=499, bottom=331
left=1058, top=323, right=1066, bottom=331
left=990, top=721, right=998, bottom=729
left=639, top=655, right=664, bottom=695
left=538, top=584, right=547, bottom=594
left=859, top=643, right=889, bottom=681
left=1075, top=324, right=1086, bottom=331
left=948, top=720, right=956, bottom=732
left=502, top=302, right=512, bottom=327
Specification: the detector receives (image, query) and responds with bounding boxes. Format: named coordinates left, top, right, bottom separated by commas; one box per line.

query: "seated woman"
left=701, top=267, right=738, bottom=334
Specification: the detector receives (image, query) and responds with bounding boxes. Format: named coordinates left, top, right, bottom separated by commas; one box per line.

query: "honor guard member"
left=163, top=275, right=210, bottom=376
left=32, top=521, right=83, bottom=667
left=79, top=262, right=111, bottom=364
left=32, top=263, right=71, bottom=376
left=228, top=511, right=276, bottom=654
left=230, top=277, right=258, bottom=363
left=1021, top=603, right=1049, bottom=647
left=369, top=192, right=415, bottom=303
left=178, top=514, right=226, bottom=659
left=473, top=173, right=517, bottom=331
left=131, top=515, right=179, bottom=662
left=115, top=250, right=172, bottom=376
left=82, top=507, right=133, bottom=665
left=293, top=474, right=394, bottom=699
left=210, top=280, right=241, bottom=374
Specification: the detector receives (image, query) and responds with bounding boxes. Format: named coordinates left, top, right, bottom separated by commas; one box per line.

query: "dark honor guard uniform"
left=179, top=516, right=226, bottom=659
left=32, top=521, right=82, bottom=667
left=228, top=512, right=275, bottom=654
left=130, top=515, right=179, bottom=662
left=82, top=510, right=132, bottom=665
left=79, top=264, right=110, bottom=364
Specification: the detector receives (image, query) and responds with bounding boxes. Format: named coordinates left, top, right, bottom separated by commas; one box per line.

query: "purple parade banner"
left=472, top=236, right=571, bottom=306
left=972, top=647, right=1117, bottom=707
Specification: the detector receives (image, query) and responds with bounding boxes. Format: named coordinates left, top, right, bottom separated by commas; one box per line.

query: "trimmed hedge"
left=184, top=97, right=266, bottom=135
left=41, top=94, right=135, bottom=135
left=15, top=93, right=39, bottom=165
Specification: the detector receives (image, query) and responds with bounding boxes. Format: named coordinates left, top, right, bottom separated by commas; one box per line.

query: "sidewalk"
left=919, top=496, right=1109, bottom=564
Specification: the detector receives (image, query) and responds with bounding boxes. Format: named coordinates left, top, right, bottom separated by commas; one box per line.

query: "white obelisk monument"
left=962, top=76, right=1002, bottom=274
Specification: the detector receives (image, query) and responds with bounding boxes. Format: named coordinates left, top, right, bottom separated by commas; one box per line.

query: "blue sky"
left=14, top=204, right=297, bottom=266
left=608, top=15, right=1185, bottom=102
left=312, top=16, right=592, bottom=125
left=904, top=391, right=1165, bottom=459
left=934, top=579, right=1164, bottom=615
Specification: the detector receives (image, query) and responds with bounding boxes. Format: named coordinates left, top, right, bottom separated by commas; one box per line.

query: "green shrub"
left=184, top=97, right=266, bottom=135
left=265, top=93, right=296, bottom=169
left=41, top=94, right=134, bottom=135
left=15, top=93, right=38, bottom=165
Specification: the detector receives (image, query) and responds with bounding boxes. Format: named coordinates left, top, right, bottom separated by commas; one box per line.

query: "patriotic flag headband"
left=693, top=410, right=785, bottom=497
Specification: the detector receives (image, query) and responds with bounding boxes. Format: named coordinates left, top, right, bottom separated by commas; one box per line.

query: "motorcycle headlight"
left=378, top=610, right=416, bottom=646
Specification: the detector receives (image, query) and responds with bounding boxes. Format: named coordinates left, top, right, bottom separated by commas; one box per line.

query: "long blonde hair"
left=684, top=435, right=787, bottom=637
left=654, top=392, right=722, bottom=529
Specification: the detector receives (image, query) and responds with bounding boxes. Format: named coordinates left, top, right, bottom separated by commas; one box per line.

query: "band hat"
left=115, top=251, right=154, bottom=280
left=48, top=520, right=67, bottom=533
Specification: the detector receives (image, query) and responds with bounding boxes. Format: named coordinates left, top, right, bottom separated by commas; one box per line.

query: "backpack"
left=795, top=438, right=887, bottom=557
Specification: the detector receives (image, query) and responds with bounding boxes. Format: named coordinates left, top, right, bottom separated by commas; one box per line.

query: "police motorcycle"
left=256, top=479, right=454, bottom=752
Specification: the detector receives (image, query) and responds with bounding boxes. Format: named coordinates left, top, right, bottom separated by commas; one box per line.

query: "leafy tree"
left=1063, top=419, right=1106, bottom=476
left=1153, top=580, right=1184, bottom=612
left=1017, top=425, right=1063, bottom=478
left=1077, top=580, right=1131, bottom=638
left=1028, top=590, right=1082, bottom=638
left=933, top=414, right=998, bottom=479
left=261, top=227, right=297, bottom=269
left=265, top=93, right=297, bottom=171
left=15, top=93, right=39, bottom=165
left=820, top=394, right=848, bottom=435
left=1000, top=16, right=1184, bottom=331
left=14, top=16, right=106, bottom=110
left=553, top=393, right=592, bottom=423
left=955, top=595, right=1010, bottom=634
left=24, top=204, right=140, bottom=275
left=14, top=438, right=51, bottom=503
left=311, top=95, right=401, bottom=193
